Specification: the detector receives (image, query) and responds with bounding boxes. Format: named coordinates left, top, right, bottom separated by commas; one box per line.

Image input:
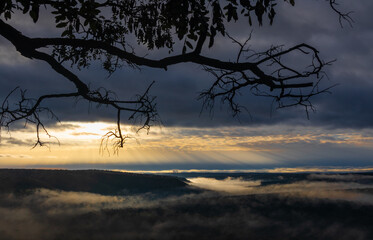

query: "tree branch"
left=0, top=19, right=159, bottom=150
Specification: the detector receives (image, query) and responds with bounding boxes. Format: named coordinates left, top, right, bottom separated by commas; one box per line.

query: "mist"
left=1, top=172, right=373, bottom=240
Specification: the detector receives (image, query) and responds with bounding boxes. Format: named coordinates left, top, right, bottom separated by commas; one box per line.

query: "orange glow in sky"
left=1, top=121, right=373, bottom=169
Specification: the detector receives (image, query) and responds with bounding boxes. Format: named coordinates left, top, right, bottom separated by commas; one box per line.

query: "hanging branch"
left=0, top=0, right=351, bottom=151
left=199, top=36, right=336, bottom=118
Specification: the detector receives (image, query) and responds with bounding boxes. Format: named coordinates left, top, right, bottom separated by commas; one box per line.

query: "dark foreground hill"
left=0, top=169, right=188, bottom=195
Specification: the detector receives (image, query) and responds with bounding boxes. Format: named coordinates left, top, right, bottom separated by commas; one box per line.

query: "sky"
left=1, top=0, right=373, bottom=171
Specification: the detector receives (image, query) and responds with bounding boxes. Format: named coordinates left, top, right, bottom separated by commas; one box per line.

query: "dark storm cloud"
left=151, top=0, right=373, bottom=128
left=1, top=0, right=373, bottom=129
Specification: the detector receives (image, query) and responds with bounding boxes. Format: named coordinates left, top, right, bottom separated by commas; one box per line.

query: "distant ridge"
left=0, top=169, right=188, bottom=195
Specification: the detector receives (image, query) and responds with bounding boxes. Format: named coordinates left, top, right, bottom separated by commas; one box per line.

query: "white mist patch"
left=187, top=177, right=373, bottom=204
left=187, top=177, right=261, bottom=195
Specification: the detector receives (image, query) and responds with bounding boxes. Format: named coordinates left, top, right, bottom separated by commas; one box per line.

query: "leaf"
left=224, top=3, right=237, bottom=22
left=29, top=4, right=39, bottom=23
left=208, top=35, right=214, bottom=48
left=55, top=15, right=66, bottom=23
left=255, top=2, right=265, bottom=25
left=61, top=30, right=70, bottom=37
left=75, top=18, right=80, bottom=32
left=209, top=26, right=216, bottom=48
left=289, top=0, right=295, bottom=6
left=187, top=33, right=198, bottom=41
left=186, top=41, right=193, bottom=49
left=4, top=11, right=11, bottom=20
left=29, top=10, right=38, bottom=22
left=22, top=1, right=30, bottom=14
left=56, top=22, right=68, bottom=28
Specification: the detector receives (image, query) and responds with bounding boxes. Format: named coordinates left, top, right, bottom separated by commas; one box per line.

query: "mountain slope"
left=0, top=169, right=188, bottom=195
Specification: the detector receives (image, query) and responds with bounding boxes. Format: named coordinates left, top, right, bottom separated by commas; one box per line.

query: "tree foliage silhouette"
left=0, top=0, right=351, bottom=151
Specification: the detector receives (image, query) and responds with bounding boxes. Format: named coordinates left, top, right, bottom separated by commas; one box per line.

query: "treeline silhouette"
left=0, top=169, right=188, bottom=195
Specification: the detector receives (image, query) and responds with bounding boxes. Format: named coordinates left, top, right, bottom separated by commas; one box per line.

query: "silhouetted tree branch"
left=0, top=0, right=350, bottom=151
left=199, top=37, right=336, bottom=117
left=329, top=0, right=354, bottom=27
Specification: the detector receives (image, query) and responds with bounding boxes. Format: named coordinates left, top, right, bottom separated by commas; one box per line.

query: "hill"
left=0, top=169, right=188, bottom=195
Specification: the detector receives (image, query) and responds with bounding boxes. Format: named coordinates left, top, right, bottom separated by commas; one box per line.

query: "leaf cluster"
left=1, top=0, right=293, bottom=52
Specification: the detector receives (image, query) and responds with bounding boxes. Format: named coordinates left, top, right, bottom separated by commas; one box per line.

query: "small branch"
left=329, top=0, right=354, bottom=28
left=199, top=34, right=333, bottom=118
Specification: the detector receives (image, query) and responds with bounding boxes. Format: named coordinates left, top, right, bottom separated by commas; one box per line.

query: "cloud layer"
left=1, top=1, right=373, bottom=129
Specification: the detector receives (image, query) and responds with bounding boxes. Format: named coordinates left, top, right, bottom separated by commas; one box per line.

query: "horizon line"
left=2, top=166, right=373, bottom=174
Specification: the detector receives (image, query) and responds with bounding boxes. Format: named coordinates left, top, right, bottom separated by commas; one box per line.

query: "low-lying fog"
left=1, top=173, right=373, bottom=240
